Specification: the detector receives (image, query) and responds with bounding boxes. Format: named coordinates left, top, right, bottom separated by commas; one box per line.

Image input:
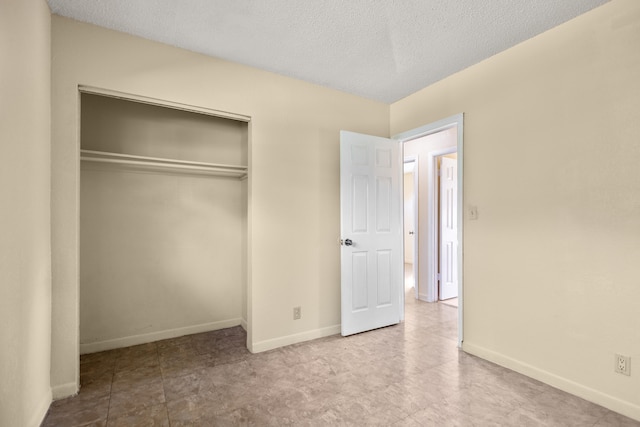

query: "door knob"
left=344, top=239, right=353, bottom=246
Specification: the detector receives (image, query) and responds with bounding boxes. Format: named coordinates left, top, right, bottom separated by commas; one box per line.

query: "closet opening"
left=79, top=88, right=250, bottom=355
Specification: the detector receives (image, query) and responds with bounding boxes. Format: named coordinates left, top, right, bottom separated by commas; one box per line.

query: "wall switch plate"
left=293, top=306, right=301, bottom=320
left=615, top=354, right=631, bottom=376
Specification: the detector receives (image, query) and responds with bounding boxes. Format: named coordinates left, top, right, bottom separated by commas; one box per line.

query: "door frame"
left=403, top=156, right=419, bottom=301
left=77, top=85, right=253, bottom=353
left=394, top=113, right=464, bottom=347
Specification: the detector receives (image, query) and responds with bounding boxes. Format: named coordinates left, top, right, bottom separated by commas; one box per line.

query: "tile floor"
left=43, top=294, right=639, bottom=426
left=440, top=297, right=458, bottom=309
left=404, top=263, right=414, bottom=291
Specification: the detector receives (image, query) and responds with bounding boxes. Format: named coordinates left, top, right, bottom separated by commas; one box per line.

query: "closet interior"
left=79, top=92, right=248, bottom=354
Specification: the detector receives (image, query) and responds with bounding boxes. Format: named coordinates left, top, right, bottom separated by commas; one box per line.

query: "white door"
left=340, top=131, right=403, bottom=336
left=439, top=156, right=458, bottom=300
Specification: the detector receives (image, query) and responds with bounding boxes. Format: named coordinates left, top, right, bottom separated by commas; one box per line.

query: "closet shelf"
left=80, top=149, right=248, bottom=178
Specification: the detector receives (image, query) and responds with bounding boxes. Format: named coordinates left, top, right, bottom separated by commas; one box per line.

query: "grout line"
left=104, top=351, right=117, bottom=424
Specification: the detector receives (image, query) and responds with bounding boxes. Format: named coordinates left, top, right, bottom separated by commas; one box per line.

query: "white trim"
left=250, top=324, right=341, bottom=353
left=79, top=318, right=243, bottom=354
left=394, top=114, right=463, bottom=141
left=29, top=388, right=52, bottom=427
left=463, top=342, right=640, bottom=422
left=240, top=318, right=248, bottom=331
left=394, top=113, right=464, bottom=347
left=52, top=382, right=78, bottom=400
left=78, top=85, right=251, bottom=123
left=457, top=116, right=464, bottom=347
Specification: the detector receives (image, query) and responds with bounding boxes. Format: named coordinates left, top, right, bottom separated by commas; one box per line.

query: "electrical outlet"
left=615, top=354, right=631, bottom=376
left=293, top=306, right=301, bottom=320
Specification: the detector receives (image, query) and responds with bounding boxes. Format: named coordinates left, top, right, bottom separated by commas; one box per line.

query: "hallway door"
left=439, top=156, right=458, bottom=300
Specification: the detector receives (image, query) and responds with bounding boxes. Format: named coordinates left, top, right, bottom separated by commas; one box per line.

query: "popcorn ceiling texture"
left=46, top=0, right=608, bottom=103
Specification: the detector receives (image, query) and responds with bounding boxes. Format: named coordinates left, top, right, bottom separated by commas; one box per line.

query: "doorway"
left=396, top=114, right=464, bottom=346
left=338, top=115, right=463, bottom=343
left=78, top=87, right=250, bottom=355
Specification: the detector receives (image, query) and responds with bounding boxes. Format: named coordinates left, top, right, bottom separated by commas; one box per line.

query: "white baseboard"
left=80, top=318, right=243, bottom=354
left=463, top=342, right=640, bottom=422
left=418, top=292, right=431, bottom=302
left=250, top=324, right=341, bottom=353
left=52, top=382, right=78, bottom=400
left=240, top=318, right=247, bottom=331
left=29, top=388, right=52, bottom=427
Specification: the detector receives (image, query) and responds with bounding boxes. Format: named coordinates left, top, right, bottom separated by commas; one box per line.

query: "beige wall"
left=79, top=94, right=246, bottom=352
left=0, top=0, right=52, bottom=425
left=51, top=16, right=389, bottom=394
left=392, top=0, right=640, bottom=419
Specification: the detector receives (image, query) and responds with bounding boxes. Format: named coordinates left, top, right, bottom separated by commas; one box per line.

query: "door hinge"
left=437, top=273, right=441, bottom=281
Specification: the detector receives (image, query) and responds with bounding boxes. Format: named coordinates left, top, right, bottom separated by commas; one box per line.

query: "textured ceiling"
left=47, top=0, right=609, bottom=103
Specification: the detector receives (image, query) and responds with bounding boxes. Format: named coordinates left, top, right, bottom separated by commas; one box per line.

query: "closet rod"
left=80, top=149, right=247, bottom=177
left=81, top=149, right=246, bottom=170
